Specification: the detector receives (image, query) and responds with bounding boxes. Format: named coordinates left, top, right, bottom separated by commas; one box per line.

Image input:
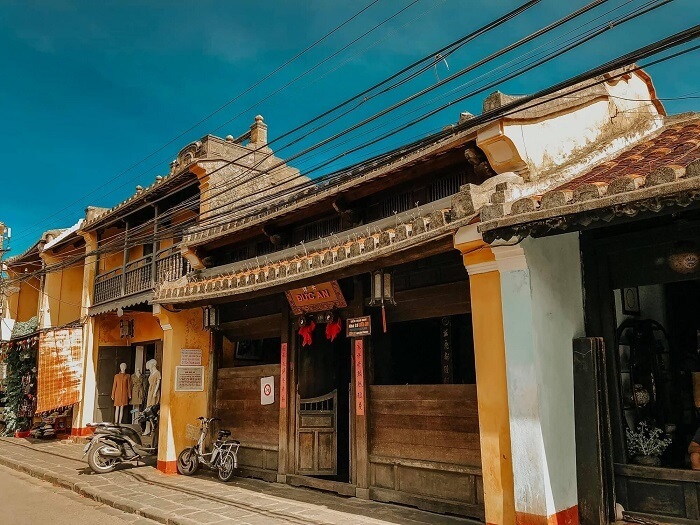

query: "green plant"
left=626, top=421, right=671, bottom=457
left=2, top=342, right=35, bottom=435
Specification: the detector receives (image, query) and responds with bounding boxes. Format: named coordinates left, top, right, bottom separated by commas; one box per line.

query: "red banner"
left=354, top=339, right=365, bottom=416
left=280, top=342, right=288, bottom=409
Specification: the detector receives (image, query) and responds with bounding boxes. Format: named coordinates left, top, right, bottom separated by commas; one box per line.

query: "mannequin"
left=144, top=359, right=161, bottom=435
left=111, top=363, right=131, bottom=424
left=131, top=367, right=145, bottom=423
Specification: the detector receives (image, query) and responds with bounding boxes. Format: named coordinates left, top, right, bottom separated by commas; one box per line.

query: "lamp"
left=203, top=306, right=219, bottom=329
left=369, top=269, right=396, bottom=333
left=120, top=319, right=134, bottom=339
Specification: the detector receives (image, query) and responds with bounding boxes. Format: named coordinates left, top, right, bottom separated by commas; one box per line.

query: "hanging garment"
left=131, top=373, right=145, bottom=406
left=111, top=373, right=131, bottom=407
left=146, top=369, right=161, bottom=407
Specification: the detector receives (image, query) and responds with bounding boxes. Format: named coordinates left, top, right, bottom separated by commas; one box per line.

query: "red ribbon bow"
left=325, top=317, right=343, bottom=342
left=299, top=321, right=316, bottom=347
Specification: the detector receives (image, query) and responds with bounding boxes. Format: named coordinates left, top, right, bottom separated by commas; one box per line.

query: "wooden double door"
left=295, top=331, right=351, bottom=480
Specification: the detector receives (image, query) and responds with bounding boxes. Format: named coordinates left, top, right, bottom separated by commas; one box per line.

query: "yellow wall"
left=154, top=307, right=213, bottom=473
left=96, top=311, right=163, bottom=346
left=6, top=266, right=40, bottom=322
left=456, top=238, right=515, bottom=525
left=40, top=251, right=83, bottom=327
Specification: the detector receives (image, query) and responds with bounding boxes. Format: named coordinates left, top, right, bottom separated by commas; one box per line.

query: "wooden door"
left=94, top=346, right=132, bottom=422
left=295, top=390, right=337, bottom=475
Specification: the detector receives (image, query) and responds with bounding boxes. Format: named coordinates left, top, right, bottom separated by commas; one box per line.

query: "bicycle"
left=176, top=416, right=240, bottom=482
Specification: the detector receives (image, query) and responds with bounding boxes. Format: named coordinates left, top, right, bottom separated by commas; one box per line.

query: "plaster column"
left=153, top=307, right=213, bottom=474
left=73, top=231, right=98, bottom=435
left=494, top=233, right=584, bottom=525
left=455, top=225, right=515, bottom=525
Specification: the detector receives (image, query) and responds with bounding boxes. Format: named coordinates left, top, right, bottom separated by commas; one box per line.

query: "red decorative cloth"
left=325, top=318, right=343, bottom=342
left=299, top=321, right=316, bottom=347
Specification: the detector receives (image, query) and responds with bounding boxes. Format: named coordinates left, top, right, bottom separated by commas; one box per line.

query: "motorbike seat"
left=217, top=429, right=231, bottom=439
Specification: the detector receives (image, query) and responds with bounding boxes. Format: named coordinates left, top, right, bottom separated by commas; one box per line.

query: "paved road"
left=0, top=463, right=157, bottom=525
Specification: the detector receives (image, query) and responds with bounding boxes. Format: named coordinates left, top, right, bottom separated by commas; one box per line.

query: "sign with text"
left=285, top=281, right=347, bottom=315
left=280, top=343, right=288, bottom=409
left=354, top=339, right=366, bottom=416
left=261, top=376, right=275, bottom=406
left=180, top=348, right=202, bottom=366
left=175, top=366, right=204, bottom=392
left=346, top=316, right=371, bottom=338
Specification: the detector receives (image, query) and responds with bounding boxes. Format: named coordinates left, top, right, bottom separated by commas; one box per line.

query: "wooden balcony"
left=93, top=246, right=191, bottom=306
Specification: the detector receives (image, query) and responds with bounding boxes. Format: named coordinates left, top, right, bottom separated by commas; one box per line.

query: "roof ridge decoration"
left=155, top=202, right=474, bottom=305
left=478, top=116, right=700, bottom=241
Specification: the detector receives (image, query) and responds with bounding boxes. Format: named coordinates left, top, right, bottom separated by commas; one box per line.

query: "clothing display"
left=131, top=373, right=145, bottom=406
left=111, top=372, right=131, bottom=407
left=146, top=369, right=161, bottom=407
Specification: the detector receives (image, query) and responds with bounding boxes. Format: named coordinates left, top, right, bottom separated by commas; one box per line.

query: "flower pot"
left=633, top=455, right=661, bottom=467
left=14, top=430, right=31, bottom=438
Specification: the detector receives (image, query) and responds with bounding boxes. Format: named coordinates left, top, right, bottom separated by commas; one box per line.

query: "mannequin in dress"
left=111, top=363, right=131, bottom=424
left=144, top=359, right=160, bottom=435
left=131, top=367, right=145, bottom=423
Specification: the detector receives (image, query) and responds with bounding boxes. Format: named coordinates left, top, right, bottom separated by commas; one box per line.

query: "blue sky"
left=2, top=0, right=699, bottom=253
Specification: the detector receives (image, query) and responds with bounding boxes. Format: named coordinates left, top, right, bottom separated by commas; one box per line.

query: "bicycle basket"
left=185, top=423, right=200, bottom=441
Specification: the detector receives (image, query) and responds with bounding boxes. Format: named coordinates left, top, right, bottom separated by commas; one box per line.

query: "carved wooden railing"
left=155, top=246, right=191, bottom=284
left=93, top=246, right=191, bottom=305
left=94, top=267, right=123, bottom=305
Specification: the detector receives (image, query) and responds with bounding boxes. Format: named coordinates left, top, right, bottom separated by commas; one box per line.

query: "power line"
left=9, top=0, right=385, bottom=243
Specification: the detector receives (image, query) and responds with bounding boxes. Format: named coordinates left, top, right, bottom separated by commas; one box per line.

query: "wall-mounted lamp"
left=203, top=306, right=219, bottom=330
left=369, top=269, right=396, bottom=333
left=120, top=319, right=134, bottom=339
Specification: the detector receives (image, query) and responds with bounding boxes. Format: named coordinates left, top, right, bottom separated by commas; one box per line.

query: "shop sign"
left=346, top=316, right=371, bottom=337
left=285, top=281, right=347, bottom=315
left=280, top=343, right=288, bottom=409
left=354, top=339, right=365, bottom=416
left=260, top=376, right=275, bottom=406
left=180, top=348, right=202, bottom=366
left=175, top=366, right=204, bottom=392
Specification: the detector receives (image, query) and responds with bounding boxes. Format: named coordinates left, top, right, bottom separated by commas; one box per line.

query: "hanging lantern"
left=369, top=269, right=396, bottom=333
left=668, top=241, right=700, bottom=274
left=120, top=319, right=135, bottom=338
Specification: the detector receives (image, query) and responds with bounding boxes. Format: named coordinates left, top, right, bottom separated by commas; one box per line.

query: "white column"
left=494, top=233, right=584, bottom=523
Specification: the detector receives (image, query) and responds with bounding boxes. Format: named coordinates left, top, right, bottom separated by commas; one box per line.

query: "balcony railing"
left=93, top=246, right=191, bottom=306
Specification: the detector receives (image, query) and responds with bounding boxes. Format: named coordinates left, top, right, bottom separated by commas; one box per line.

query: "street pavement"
left=0, top=463, right=158, bottom=525
left=0, top=438, right=479, bottom=525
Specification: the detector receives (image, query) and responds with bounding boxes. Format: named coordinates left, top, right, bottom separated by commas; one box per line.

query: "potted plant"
left=626, top=421, right=671, bottom=466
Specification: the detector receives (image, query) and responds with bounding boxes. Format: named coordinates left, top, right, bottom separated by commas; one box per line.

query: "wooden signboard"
left=347, top=315, right=371, bottom=337
left=285, top=281, right=347, bottom=315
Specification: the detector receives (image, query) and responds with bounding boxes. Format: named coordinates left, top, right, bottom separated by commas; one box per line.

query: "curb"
left=0, top=452, right=186, bottom=525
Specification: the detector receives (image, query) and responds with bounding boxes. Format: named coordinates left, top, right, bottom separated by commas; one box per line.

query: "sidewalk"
left=0, top=438, right=479, bottom=525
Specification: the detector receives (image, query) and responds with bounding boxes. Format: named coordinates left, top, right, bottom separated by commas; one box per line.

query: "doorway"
left=295, top=325, right=352, bottom=482
left=94, top=346, right=134, bottom=423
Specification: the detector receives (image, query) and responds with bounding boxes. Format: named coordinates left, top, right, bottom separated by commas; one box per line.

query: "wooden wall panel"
left=216, top=364, right=280, bottom=447
left=368, top=384, right=481, bottom=467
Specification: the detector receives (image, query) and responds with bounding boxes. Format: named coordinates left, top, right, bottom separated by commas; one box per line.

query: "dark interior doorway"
left=296, top=325, right=352, bottom=482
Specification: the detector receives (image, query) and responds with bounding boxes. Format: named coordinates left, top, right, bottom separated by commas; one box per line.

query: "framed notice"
left=175, top=366, right=205, bottom=392
left=346, top=316, right=371, bottom=337
left=180, top=349, right=202, bottom=366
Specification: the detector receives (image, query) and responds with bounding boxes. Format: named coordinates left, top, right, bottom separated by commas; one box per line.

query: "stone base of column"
left=516, top=505, right=579, bottom=525
left=157, top=460, right=178, bottom=474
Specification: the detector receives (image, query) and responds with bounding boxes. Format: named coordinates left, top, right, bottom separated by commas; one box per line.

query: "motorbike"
left=83, top=404, right=159, bottom=474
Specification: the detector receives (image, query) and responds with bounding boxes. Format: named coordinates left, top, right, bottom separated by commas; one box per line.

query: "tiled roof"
left=478, top=114, right=700, bottom=239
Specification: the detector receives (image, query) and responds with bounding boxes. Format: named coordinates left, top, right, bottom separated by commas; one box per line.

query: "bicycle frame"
left=191, top=418, right=239, bottom=470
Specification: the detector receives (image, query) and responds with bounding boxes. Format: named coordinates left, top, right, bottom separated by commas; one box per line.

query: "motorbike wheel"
left=177, top=447, right=200, bottom=476
left=87, top=443, right=119, bottom=474
left=217, top=453, right=235, bottom=482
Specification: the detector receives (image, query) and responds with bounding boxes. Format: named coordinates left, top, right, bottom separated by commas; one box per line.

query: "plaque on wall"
left=346, top=316, right=371, bottom=337
left=175, top=366, right=205, bottom=392
left=285, top=281, right=347, bottom=315
left=180, top=349, right=202, bottom=366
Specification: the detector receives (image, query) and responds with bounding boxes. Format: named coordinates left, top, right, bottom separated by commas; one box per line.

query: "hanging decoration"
left=325, top=317, right=343, bottom=342
left=299, top=321, right=316, bottom=347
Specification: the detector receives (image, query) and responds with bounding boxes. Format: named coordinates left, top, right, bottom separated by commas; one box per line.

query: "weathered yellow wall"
left=6, top=267, right=40, bottom=322
left=97, top=311, right=163, bottom=345
left=154, top=307, right=212, bottom=472
left=41, top=252, right=83, bottom=327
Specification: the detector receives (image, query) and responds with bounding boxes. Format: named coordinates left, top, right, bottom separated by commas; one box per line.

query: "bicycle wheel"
left=217, top=453, right=235, bottom=482
left=177, top=447, right=200, bottom=476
